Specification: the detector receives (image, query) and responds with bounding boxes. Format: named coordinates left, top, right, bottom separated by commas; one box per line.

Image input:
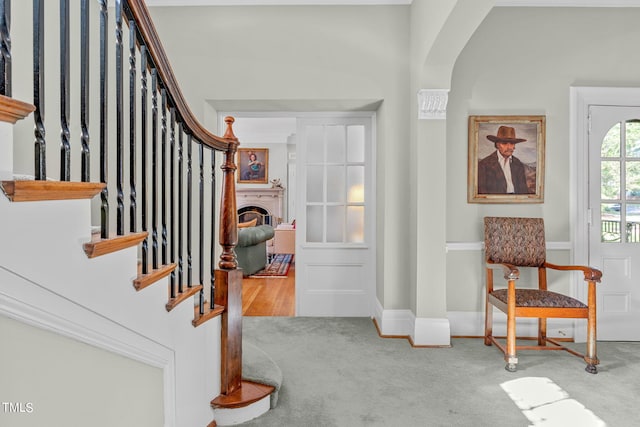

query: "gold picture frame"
left=237, top=148, right=269, bottom=184
left=468, top=115, right=545, bottom=204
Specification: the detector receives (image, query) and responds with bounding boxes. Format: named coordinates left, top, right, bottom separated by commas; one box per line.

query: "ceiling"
left=145, top=0, right=640, bottom=6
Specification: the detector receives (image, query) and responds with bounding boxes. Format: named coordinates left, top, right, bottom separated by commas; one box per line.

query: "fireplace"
left=236, top=188, right=285, bottom=226
left=238, top=206, right=272, bottom=226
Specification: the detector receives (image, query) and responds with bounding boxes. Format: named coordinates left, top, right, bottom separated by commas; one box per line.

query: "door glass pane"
left=347, top=206, right=365, bottom=243
left=601, top=203, right=621, bottom=243
left=601, top=161, right=620, bottom=200
left=307, top=126, right=325, bottom=163
left=326, top=206, right=345, bottom=242
left=347, top=166, right=365, bottom=203
left=306, top=205, right=323, bottom=243
left=326, top=165, right=345, bottom=203
left=626, top=162, right=640, bottom=200
left=307, top=165, right=324, bottom=203
left=602, top=123, right=621, bottom=157
left=626, top=120, right=640, bottom=158
left=326, top=125, right=345, bottom=163
left=628, top=204, right=640, bottom=243
left=347, top=125, right=365, bottom=163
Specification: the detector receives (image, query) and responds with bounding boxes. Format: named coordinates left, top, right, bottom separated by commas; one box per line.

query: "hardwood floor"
left=241, top=263, right=295, bottom=316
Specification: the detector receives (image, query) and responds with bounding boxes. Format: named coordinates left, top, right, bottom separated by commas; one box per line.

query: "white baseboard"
left=214, top=396, right=270, bottom=426
left=373, top=300, right=413, bottom=336
left=448, top=310, right=576, bottom=339
left=412, top=316, right=451, bottom=346
left=374, top=299, right=451, bottom=346
left=375, top=303, right=577, bottom=345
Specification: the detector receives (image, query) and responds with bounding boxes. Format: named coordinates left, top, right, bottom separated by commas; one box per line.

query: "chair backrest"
left=484, top=217, right=546, bottom=267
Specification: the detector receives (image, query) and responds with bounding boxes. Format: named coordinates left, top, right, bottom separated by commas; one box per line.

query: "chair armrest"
left=487, top=259, right=520, bottom=280
left=543, top=262, right=602, bottom=283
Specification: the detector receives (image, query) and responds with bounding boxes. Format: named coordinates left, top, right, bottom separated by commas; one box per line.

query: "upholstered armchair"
left=484, top=217, right=603, bottom=373
left=235, top=225, right=275, bottom=276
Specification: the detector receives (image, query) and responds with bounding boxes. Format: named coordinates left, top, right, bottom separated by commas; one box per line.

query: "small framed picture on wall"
left=237, top=148, right=269, bottom=184
left=468, top=115, right=545, bottom=204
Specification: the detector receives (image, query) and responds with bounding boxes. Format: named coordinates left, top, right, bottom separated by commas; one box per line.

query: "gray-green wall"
left=148, top=5, right=413, bottom=310
left=148, top=5, right=640, bottom=317
left=1, top=315, right=164, bottom=427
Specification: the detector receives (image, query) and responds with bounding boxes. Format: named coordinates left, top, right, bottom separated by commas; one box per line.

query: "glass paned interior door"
left=600, top=119, right=640, bottom=243
left=305, top=124, right=366, bottom=244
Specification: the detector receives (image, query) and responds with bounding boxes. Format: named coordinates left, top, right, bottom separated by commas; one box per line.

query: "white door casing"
left=295, top=114, right=376, bottom=316
left=587, top=105, right=640, bottom=341
left=572, top=87, right=640, bottom=342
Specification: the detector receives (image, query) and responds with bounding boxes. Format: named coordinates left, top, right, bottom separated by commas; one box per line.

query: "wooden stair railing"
left=1, top=0, right=256, bottom=419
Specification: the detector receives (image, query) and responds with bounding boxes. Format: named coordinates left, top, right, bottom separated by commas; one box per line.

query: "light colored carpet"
left=241, top=317, right=640, bottom=427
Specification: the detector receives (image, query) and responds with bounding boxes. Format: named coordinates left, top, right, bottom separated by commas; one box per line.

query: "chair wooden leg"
left=505, top=280, right=518, bottom=372
left=485, top=299, right=493, bottom=346
left=585, top=281, right=599, bottom=374
left=538, top=318, right=547, bottom=346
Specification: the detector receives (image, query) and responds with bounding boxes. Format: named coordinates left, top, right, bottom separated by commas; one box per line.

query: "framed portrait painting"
left=468, top=115, right=545, bottom=204
left=237, top=148, right=269, bottom=184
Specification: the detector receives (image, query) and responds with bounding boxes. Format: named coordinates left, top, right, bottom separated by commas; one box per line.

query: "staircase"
left=0, top=1, right=277, bottom=425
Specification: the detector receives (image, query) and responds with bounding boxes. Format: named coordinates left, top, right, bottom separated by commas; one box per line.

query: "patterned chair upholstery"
left=483, top=217, right=603, bottom=373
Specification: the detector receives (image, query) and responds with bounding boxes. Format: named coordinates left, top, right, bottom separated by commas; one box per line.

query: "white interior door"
left=589, top=105, right=640, bottom=341
left=295, top=115, right=375, bottom=316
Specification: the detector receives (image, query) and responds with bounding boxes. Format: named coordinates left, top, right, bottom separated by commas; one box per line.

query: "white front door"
left=588, top=105, right=640, bottom=340
left=295, top=115, right=375, bottom=316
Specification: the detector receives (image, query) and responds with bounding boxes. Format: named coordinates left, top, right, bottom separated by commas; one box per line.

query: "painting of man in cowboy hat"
left=477, top=125, right=536, bottom=194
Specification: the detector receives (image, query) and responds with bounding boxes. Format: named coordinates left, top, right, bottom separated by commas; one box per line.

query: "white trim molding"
left=417, top=89, right=449, bottom=120
left=374, top=300, right=413, bottom=336
left=412, top=316, right=451, bottom=346
left=448, top=311, right=576, bottom=339
left=446, top=241, right=571, bottom=251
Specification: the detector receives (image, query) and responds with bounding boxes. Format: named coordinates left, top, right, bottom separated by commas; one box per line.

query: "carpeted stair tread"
left=243, top=341, right=283, bottom=409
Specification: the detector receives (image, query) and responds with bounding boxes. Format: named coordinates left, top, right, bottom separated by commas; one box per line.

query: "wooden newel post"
left=218, top=116, right=239, bottom=269
left=214, top=116, right=244, bottom=397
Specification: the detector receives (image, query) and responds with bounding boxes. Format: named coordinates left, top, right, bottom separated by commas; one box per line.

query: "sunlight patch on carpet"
left=500, top=377, right=606, bottom=426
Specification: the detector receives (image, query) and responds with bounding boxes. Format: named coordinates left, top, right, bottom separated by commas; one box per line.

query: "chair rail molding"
left=417, top=89, right=449, bottom=120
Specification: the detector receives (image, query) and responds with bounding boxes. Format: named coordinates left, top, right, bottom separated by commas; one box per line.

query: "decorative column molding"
left=417, top=89, right=449, bottom=120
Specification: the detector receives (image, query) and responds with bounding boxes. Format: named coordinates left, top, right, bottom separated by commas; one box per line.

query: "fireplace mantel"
left=236, top=187, right=285, bottom=222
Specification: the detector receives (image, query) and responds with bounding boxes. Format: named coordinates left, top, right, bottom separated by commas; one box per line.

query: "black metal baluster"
left=187, top=134, right=193, bottom=288
left=80, top=0, right=90, bottom=182
left=0, top=0, right=11, bottom=97
left=210, top=148, right=216, bottom=309
left=169, top=107, right=176, bottom=298
left=177, top=124, right=184, bottom=292
left=140, top=47, right=148, bottom=274
left=129, top=20, right=137, bottom=232
left=99, top=0, right=109, bottom=238
left=115, top=0, right=124, bottom=235
left=151, top=68, right=158, bottom=269
left=198, top=142, right=204, bottom=314
left=161, top=88, right=167, bottom=266
left=33, top=0, right=45, bottom=181
left=59, top=0, right=70, bottom=181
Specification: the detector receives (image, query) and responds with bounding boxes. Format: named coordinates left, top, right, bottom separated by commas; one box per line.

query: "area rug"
left=249, top=254, right=293, bottom=278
